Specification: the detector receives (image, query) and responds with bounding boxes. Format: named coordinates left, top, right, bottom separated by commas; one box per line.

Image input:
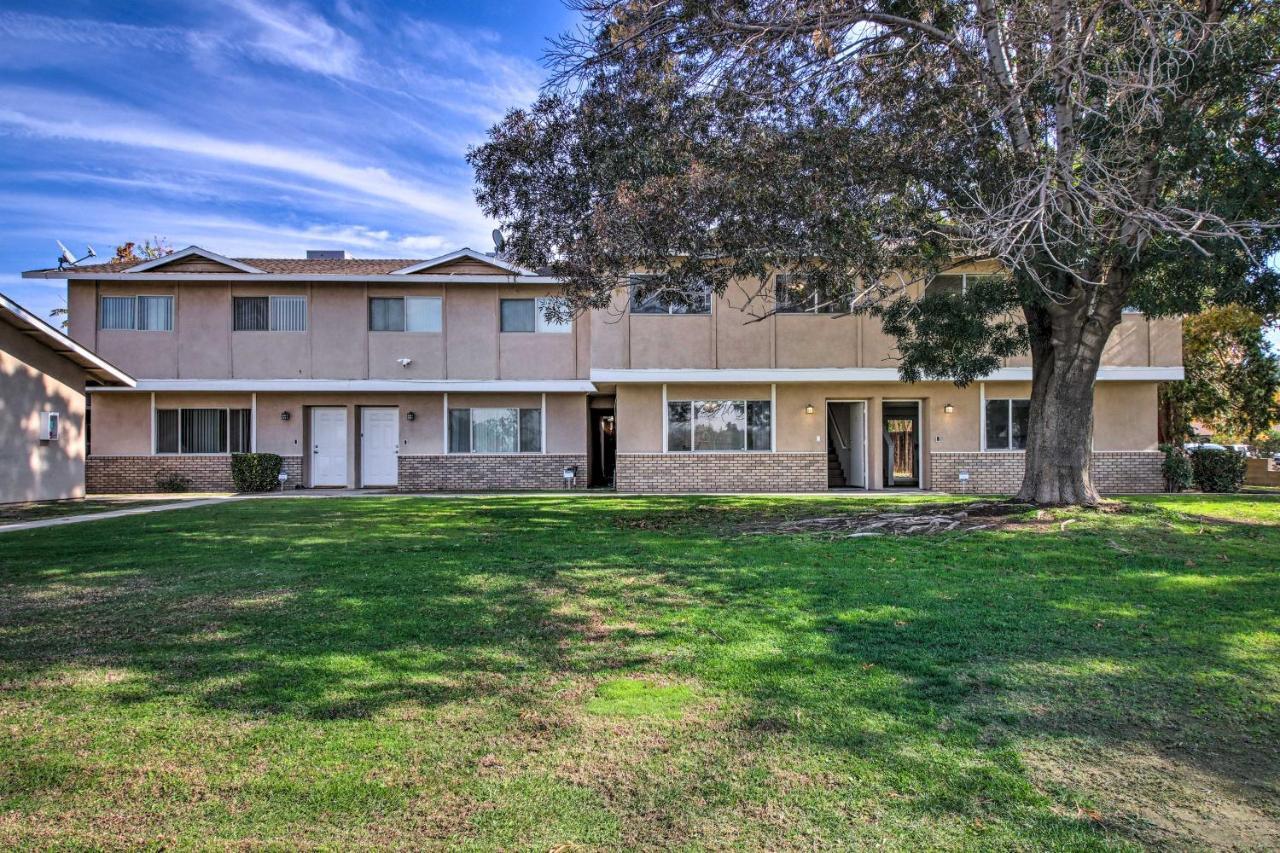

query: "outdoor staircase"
left=827, top=441, right=847, bottom=488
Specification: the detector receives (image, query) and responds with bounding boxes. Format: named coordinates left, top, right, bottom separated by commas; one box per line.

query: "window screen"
left=519, top=408, right=542, bottom=452
left=101, top=296, right=136, bottom=330
left=233, top=296, right=269, bottom=331
left=156, top=409, right=179, bottom=453
left=448, top=408, right=471, bottom=453
left=985, top=399, right=1030, bottom=450
left=229, top=409, right=252, bottom=452
left=500, top=299, right=535, bottom=332
left=270, top=296, right=306, bottom=331
left=370, top=297, right=406, bottom=331
left=405, top=297, right=441, bottom=332
left=137, top=296, right=173, bottom=330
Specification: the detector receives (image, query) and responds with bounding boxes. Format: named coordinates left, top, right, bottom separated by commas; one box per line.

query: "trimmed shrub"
left=155, top=470, right=192, bottom=493
left=231, top=453, right=284, bottom=492
left=1189, top=448, right=1246, bottom=493
left=1160, top=444, right=1193, bottom=492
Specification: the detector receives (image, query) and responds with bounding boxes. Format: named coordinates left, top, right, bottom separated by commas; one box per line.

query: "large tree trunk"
left=1016, top=283, right=1125, bottom=506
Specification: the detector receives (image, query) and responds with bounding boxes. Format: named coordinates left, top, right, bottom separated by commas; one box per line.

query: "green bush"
left=1160, top=444, right=1193, bottom=492
left=231, top=453, right=284, bottom=492
left=1189, top=448, right=1246, bottom=493
left=155, top=470, right=192, bottom=493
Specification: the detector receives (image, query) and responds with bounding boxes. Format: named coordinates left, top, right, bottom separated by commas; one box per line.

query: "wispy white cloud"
left=221, top=0, right=364, bottom=78
left=0, top=99, right=486, bottom=231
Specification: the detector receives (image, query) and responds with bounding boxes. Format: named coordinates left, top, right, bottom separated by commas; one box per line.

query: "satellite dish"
left=56, top=241, right=98, bottom=270
left=491, top=228, right=506, bottom=254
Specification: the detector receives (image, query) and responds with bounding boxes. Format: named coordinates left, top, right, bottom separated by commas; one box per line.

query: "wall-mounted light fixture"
left=944, top=403, right=955, bottom=414
left=804, top=403, right=815, bottom=415
left=281, top=411, right=291, bottom=421
left=406, top=411, right=416, bottom=421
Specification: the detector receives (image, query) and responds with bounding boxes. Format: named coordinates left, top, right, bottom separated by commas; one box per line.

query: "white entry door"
left=310, top=408, right=348, bottom=487
left=360, top=407, right=399, bottom=487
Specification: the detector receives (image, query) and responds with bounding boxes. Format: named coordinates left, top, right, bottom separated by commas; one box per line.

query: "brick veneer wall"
left=930, top=451, right=1164, bottom=494
left=87, top=455, right=303, bottom=494
left=398, top=454, right=589, bottom=491
left=615, top=453, right=827, bottom=492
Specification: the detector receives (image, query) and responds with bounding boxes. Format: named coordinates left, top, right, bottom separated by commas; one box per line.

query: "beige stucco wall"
left=90, top=390, right=589, bottom=488
left=615, top=378, right=1158, bottom=490
left=0, top=322, right=88, bottom=502
left=72, top=279, right=590, bottom=383
left=589, top=268, right=1184, bottom=372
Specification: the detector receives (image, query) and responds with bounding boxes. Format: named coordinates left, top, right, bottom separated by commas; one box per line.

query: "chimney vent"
left=306, top=250, right=351, bottom=260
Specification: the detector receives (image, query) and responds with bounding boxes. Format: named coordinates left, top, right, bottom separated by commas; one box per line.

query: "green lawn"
left=0, top=495, right=1276, bottom=849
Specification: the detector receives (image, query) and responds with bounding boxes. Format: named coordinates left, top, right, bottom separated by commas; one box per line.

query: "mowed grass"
left=0, top=495, right=1277, bottom=849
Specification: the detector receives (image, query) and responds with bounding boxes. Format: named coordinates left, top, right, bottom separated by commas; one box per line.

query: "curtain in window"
left=137, top=296, right=173, bottom=331
left=156, top=409, right=179, bottom=453
left=448, top=409, right=471, bottom=453
left=405, top=297, right=441, bottom=332
left=101, top=296, right=136, bottom=330
left=500, top=299, right=535, bottom=332
left=180, top=408, right=227, bottom=453
left=369, top=297, right=405, bottom=331
left=233, top=296, right=269, bottom=331
left=471, top=408, right=519, bottom=452
left=270, top=296, right=306, bottom=331
left=229, top=409, right=252, bottom=452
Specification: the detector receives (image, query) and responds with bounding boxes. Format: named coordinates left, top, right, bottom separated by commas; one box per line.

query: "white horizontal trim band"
left=90, top=379, right=597, bottom=394
left=592, top=367, right=1184, bottom=383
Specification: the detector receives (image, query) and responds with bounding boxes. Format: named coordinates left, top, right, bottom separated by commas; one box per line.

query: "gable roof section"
left=0, top=293, right=134, bottom=386
left=126, top=246, right=266, bottom=274
left=391, top=248, right=530, bottom=276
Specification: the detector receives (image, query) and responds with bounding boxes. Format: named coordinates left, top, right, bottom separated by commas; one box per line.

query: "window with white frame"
left=500, top=298, right=572, bottom=333
left=155, top=408, right=251, bottom=454
left=666, top=400, right=771, bottom=452
left=100, top=295, right=173, bottom=331
left=369, top=296, right=442, bottom=332
left=985, top=398, right=1031, bottom=450
left=629, top=275, right=712, bottom=315
left=774, top=273, right=847, bottom=314
left=448, top=407, right=542, bottom=453
left=233, top=296, right=307, bottom=331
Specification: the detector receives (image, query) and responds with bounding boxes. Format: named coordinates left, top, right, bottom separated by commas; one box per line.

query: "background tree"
left=1160, top=305, right=1280, bottom=443
left=48, top=238, right=174, bottom=328
left=470, top=0, right=1280, bottom=505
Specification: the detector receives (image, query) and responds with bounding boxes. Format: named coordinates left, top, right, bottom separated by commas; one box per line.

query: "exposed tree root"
left=745, top=501, right=1039, bottom=537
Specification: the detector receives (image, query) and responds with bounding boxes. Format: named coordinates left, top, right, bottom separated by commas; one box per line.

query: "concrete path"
left=0, top=496, right=238, bottom=534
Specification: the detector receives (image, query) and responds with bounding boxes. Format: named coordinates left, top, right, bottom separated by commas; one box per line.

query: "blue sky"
left=0, top=0, right=577, bottom=321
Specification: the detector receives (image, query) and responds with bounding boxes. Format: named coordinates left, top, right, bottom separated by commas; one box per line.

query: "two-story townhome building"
left=22, top=246, right=1182, bottom=494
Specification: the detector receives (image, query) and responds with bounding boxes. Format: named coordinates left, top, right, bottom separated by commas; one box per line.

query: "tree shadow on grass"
left=0, top=494, right=1276, bottom=847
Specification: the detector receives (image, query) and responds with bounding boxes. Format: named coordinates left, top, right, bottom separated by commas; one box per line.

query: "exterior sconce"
left=281, top=411, right=291, bottom=421
left=406, top=411, right=417, bottom=421
left=804, top=404, right=815, bottom=415
left=944, top=403, right=955, bottom=414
